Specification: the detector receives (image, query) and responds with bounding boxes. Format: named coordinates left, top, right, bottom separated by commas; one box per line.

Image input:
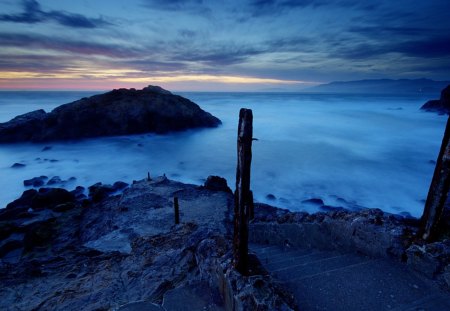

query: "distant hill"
left=307, top=79, right=450, bottom=95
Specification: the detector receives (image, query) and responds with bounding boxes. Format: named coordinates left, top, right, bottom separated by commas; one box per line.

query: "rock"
left=113, top=181, right=129, bottom=191
left=266, top=194, right=276, bottom=200
left=47, top=176, right=62, bottom=185
left=0, top=86, right=221, bottom=142
left=0, top=240, right=23, bottom=257
left=118, top=301, right=163, bottom=311
left=6, top=189, right=38, bottom=209
left=0, top=110, right=47, bottom=142
left=11, top=163, right=26, bottom=168
left=31, top=188, right=75, bottom=210
left=420, top=85, right=450, bottom=114
left=24, top=176, right=48, bottom=187
left=88, top=183, right=116, bottom=202
left=406, top=241, right=450, bottom=278
left=320, top=205, right=343, bottom=212
left=42, top=146, right=52, bottom=151
left=203, top=176, right=232, bottom=193
left=23, top=219, right=56, bottom=251
left=302, top=198, right=324, bottom=206
left=52, top=202, right=76, bottom=212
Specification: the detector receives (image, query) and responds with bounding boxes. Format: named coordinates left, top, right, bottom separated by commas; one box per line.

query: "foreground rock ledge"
left=0, top=177, right=296, bottom=311
left=0, top=85, right=221, bottom=142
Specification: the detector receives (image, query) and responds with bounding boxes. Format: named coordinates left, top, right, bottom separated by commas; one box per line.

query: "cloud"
left=0, top=32, right=137, bottom=58
left=141, top=0, right=211, bottom=15
left=0, top=0, right=111, bottom=28
left=174, top=45, right=266, bottom=65
left=247, top=0, right=369, bottom=16
left=330, top=36, right=450, bottom=60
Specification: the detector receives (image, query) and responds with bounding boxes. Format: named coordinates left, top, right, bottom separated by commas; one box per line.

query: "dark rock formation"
left=24, top=176, right=48, bottom=187
left=11, top=163, right=26, bottom=168
left=0, top=177, right=296, bottom=310
left=421, top=85, right=450, bottom=115
left=0, top=85, right=221, bottom=142
left=203, top=175, right=232, bottom=193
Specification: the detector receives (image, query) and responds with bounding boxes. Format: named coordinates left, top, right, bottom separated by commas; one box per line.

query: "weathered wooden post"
left=420, top=117, right=450, bottom=241
left=234, top=108, right=253, bottom=274
left=174, top=196, right=180, bottom=225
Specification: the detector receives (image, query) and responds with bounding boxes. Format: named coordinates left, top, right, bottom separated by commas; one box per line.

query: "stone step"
left=253, top=248, right=317, bottom=264
left=287, top=258, right=450, bottom=311
left=250, top=244, right=286, bottom=254
left=265, top=250, right=319, bottom=263
left=251, top=243, right=450, bottom=311
left=267, top=251, right=340, bottom=272
left=273, top=253, right=371, bottom=281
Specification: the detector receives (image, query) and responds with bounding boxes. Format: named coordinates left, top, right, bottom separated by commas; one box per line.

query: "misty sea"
left=0, top=91, right=446, bottom=218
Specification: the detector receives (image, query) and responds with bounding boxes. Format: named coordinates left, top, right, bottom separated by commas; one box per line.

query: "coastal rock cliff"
left=421, top=85, right=450, bottom=115
left=0, top=85, right=221, bottom=142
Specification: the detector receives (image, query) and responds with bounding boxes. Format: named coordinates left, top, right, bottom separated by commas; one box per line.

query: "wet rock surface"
left=0, top=177, right=296, bottom=310
left=0, top=85, right=221, bottom=142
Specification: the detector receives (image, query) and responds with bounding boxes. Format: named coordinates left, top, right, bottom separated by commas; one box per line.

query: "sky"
left=0, top=0, right=449, bottom=91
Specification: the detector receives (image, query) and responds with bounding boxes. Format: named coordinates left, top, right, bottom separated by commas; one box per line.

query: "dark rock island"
left=0, top=85, right=221, bottom=142
left=421, top=85, right=450, bottom=115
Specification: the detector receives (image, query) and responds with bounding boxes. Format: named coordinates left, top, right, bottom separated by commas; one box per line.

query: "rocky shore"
left=0, top=86, right=221, bottom=142
left=1, top=176, right=450, bottom=310
left=421, top=85, right=450, bottom=115
left=0, top=176, right=296, bottom=310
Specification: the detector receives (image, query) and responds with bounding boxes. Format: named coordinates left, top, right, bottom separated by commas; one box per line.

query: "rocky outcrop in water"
left=0, top=85, right=221, bottom=142
left=421, top=85, right=450, bottom=115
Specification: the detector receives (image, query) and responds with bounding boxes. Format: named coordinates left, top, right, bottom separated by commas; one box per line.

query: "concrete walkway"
left=250, top=244, right=450, bottom=311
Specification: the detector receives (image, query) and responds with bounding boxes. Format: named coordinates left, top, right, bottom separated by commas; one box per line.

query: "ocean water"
left=0, top=91, right=446, bottom=217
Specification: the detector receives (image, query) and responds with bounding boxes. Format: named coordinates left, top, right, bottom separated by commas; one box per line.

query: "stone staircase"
left=250, top=244, right=450, bottom=311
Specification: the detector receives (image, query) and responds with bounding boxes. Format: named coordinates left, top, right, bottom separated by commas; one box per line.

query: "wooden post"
left=234, top=108, right=253, bottom=275
left=249, top=191, right=254, bottom=220
left=420, top=117, right=450, bottom=241
left=147, top=172, right=151, bottom=181
left=174, top=196, right=180, bottom=225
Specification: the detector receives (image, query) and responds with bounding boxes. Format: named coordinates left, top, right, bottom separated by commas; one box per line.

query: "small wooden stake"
left=420, top=117, right=450, bottom=241
left=233, top=108, right=253, bottom=275
left=174, top=196, right=180, bottom=225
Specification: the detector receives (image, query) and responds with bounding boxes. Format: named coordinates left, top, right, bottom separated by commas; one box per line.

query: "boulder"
left=31, top=188, right=75, bottom=210
left=6, top=189, right=38, bottom=209
left=420, top=85, right=450, bottom=114
left=47, top=176, right=62, bottom=185
left=11, top=163, right=26, bottom=168
left=203, top=176, right=232, bottom=193
left=0, top=86, right=221, bottom=142
left=24, top=176, right=48, bottom=187
left=88, top=183, right=116, bottom=202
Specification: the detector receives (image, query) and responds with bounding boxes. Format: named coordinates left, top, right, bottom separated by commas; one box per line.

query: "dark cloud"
left=330, top=36, right=450, bottom=60
left=0, top=53, right=76, bottom=73
left=0, top=33, right=137, bottom=58
left=176, top=46, right=265, bottom=65
left=248, top=0, right=371, bottom=16
left=0, top=0, right=111, bottom=28
left=141, top=0, right=211, bottom=15
left=396, top=37, right=450, bottom=58
left=125, top=59, right=189, bottom=71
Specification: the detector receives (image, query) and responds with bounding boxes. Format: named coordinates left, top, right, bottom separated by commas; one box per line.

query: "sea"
left=0, top=91, right=447, bottom=218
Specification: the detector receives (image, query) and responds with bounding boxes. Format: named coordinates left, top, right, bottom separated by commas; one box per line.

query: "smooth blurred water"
left=0, top=91, right=446, bottom=217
